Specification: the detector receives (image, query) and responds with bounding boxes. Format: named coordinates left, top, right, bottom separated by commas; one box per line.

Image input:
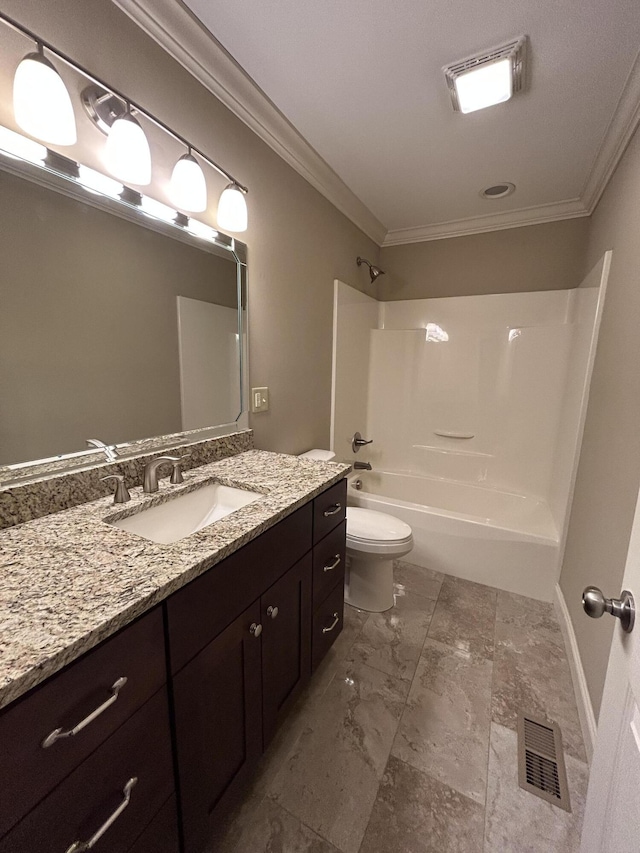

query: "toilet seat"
left=346, top=507, right=413, bottom=556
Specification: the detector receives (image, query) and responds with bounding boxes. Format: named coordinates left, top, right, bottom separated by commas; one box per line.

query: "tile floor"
left=209, top=562, right=588, bottom=853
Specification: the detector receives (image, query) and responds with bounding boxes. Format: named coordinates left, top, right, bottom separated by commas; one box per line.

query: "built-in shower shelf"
left=434, top=430, right=475, bottom=439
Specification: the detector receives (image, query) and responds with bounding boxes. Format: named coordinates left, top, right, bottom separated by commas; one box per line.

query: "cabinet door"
left=172, top=603, right=263, bottom=853
left=261, top=554, right=312, bottom=745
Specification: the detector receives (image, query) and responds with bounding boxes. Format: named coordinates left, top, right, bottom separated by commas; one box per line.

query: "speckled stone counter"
left=0, top=450, right=350, bottom=712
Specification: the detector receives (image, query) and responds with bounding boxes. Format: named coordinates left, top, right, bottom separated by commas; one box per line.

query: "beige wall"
left=4, top=0, right=379, bottom=457
left=559, top=125, right=640, bottom=718
left=378, top=218, right=590, bottom=300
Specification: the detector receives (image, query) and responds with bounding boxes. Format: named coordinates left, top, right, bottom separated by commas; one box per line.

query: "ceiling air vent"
left=444, top=37, right=527, bottom=113
left=517, top=713, right=571, bottom=812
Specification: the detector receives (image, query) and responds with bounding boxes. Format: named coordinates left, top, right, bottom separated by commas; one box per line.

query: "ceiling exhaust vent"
left=517, top=713, right=571, bottom=812
left=444, top=37, right=527, bottom=113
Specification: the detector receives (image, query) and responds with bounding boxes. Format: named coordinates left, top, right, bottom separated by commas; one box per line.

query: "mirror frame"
left=0, top=145, right=249, bottom=486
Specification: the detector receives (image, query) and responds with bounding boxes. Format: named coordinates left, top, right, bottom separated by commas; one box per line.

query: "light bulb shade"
left=13, top=51, right=77, bottom=145
left=105, top=112, right=151, bottom=185
left=217, top=183, right=248, bottom=232
left=170, top=152, right=207, bottom=212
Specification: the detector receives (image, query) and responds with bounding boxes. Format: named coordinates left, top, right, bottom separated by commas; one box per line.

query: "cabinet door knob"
left=267, top=605, right=279, bottom=619
left=250, top=622, right=263, bottom=637
left=42, top=676, right=128, bottom=748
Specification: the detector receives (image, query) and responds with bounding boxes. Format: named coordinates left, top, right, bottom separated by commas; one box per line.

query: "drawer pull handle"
left=42, top=677, right=128, bottom=748
left=250, top=622, right=263, bottom=637
left=323, top=503, right=342, bottom=517
left=65, top=776, right=137, bottom=852
left=322, top=612, right=340, bottom=634
left=323, top=554, right=341, bottom=573
left=267, top=605, right=279, bottom=619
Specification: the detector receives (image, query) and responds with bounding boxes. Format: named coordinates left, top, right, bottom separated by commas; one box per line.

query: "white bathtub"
left=348, top=470, right=559, bottom=601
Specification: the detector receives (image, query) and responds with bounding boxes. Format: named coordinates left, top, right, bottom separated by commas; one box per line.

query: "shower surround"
left=332, top=255, right=609, bottom=600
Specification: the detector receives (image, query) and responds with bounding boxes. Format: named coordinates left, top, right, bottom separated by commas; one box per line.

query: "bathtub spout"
left=354, top=461, right=372, bottom=470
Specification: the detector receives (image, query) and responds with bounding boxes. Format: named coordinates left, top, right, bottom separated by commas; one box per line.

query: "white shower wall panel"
left=367, top=292, right=576, bottom=505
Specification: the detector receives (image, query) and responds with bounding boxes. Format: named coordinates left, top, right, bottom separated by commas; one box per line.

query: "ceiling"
left=125, top=0, right=640, bottom=244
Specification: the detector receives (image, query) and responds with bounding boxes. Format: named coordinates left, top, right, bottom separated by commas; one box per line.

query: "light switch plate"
left=251, top=386, right=270, bottom=413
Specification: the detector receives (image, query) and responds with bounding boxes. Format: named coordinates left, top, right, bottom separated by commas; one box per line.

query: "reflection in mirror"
left=0, top=154, right=246, bottom=473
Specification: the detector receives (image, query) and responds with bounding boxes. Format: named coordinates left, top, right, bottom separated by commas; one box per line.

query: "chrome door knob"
left=267, top=605, right=279, bottom=619
left=249, top=622, right=262, bottom=637
left=582, top=586, right=635, bottom=633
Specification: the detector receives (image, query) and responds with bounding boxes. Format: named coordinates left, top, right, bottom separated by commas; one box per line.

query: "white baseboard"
left=554, top=583, right=597, bottom=763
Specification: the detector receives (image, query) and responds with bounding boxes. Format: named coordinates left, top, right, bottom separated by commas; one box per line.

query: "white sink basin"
left=109, top=483, right=262, bottom=544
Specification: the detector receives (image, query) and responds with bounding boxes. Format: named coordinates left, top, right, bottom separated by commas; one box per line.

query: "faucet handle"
left=100, top=474, right=131, bottom=504
left=170, top=454, right=191, bottom=485
left=352, top=432, right=373, bottom=453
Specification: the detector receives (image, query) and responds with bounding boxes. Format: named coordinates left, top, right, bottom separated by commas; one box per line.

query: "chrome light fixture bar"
left=444, top=37, right=527, bottom=114
left=0, top=10, right=248, bottom=223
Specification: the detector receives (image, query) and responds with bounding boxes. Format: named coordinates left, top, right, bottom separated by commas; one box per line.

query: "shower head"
left=357, top=256, right=385, bottom=283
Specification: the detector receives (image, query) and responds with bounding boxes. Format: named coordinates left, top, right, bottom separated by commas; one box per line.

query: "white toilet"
left=298, top=450, right=414, bottom=612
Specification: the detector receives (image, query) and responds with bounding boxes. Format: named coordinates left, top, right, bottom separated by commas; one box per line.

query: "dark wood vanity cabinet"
left=172, top=602, right=264, bottom=853
left=0, top=607, right=177, bottom=853
left=0, top=479, right=346, bottom=853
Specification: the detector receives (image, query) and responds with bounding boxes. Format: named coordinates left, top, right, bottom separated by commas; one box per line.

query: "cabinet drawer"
left=313, top=480, right=347, bottom=543
left=312, top=583, right=345, bottom=671
left=312, top=520, right=346, bottom=608
left=0, top=688, right=174, bottom=853
left=168, top=502, right=312, bottom=674
left=0, top=607, right=166, bottom=838
left=127, top=795, right=179, bottom=853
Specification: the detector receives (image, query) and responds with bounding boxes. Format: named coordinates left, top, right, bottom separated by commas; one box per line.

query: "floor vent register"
left=517, top=713, right=571, bottom=812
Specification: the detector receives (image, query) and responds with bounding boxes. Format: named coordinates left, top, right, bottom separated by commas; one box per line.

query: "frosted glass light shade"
left=13, top=51, right=77, bottom=145
left=105, top=112, right=151, bottom=185
left=217, top=183, right=247, bottom=232
left=170, top=152, right=207, bottom=212
left=454, top=58, right=512, bottom=114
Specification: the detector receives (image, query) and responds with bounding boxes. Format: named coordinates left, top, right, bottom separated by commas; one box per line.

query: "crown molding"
left=382, top=198, right=589, bottom=246
left=111, top=0, right=640, bottom=248
left=111, top=0, right=387, bottom=246
left=581, top=48, right=640, bottom=214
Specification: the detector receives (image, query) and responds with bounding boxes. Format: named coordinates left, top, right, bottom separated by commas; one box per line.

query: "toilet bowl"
left=298, top=450, right=414, bottom=613
left=345, top=506, right=413, bottom=612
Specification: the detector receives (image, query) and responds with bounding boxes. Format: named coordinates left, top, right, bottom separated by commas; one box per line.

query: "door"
left=580, top=487, right=640, bottom=851
left=261, top=554, right=312, bottom=745
left=172, top=602, right=263, bottom=853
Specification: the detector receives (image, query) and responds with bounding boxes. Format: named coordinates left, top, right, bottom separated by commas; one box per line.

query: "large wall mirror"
left=0, top=147, right=247, bottom=482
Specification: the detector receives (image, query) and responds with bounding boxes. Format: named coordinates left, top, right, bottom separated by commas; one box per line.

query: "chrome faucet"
left=86, top=438, right=117, bottom=462
left=143, top=456, right=181, bottom=493
left=354, top=461, right=372, bottom=471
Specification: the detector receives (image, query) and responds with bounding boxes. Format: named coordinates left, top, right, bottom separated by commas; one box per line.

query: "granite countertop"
left=0, top=450, right=350, bottom=712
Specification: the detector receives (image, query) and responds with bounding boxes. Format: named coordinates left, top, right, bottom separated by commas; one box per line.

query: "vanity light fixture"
left=444, top=37, right=527, bottom=114
left=13, top=43, right=77, bottom=145
left=104, top=104, right=151, bottom=185
left=1, top=12, right=249, bottom=231
left=217, top=182, right=248, bottom=233
left=170, top=148, right=207, bottom=212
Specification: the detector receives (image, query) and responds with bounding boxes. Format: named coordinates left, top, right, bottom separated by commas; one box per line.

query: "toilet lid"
left=346, top=507, right=412, bottom=543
